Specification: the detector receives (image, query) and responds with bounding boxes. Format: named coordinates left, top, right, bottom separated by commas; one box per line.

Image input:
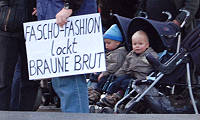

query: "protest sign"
left=24, top=13, right=106, bottom=80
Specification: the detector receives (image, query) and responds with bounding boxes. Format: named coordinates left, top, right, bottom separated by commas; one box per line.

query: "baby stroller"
left=87, top=14, right=131, bottom=104
left=112, top=13, right=200, bottom=114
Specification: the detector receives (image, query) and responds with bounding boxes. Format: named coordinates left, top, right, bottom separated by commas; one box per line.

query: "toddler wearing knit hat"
left=88, top=24, right=128, bottom=104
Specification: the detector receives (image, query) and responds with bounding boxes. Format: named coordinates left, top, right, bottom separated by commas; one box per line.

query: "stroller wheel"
left=54, top=96, right=60, bottom=108
left=89, top=105, right=102, bottom=113
left=42, top=95, right=50, bottom=106
left=124, top=100, right=145, bottom=113
left=99, top=107, right=114, bottom=113
left=89, top=105, right=96, bottom=113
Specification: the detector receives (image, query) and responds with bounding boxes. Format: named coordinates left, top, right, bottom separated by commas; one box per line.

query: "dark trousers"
left=0, top=30, right=39, bottom=111
left=196, top=19, right=200, bottom=26
left=96, top=76, right=109, bottom=92
left=106, top=75, right=131, bottom=94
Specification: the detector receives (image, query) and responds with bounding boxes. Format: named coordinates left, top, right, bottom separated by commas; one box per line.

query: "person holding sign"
left=0, top=0, right=39, bottom=111
left=37, top=0, right=97, bottom=113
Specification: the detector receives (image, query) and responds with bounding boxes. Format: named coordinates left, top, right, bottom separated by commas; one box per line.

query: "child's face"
left=104, top=39, right=120, bottom=51
left=131, top=33, right=149, bottom=54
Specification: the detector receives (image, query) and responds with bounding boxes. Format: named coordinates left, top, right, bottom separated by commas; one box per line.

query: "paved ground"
left=37, top=104, right=61, bottom=112
left=1, top=111, right=200, bottom=120
left=1, top=104, right=200, bottom=120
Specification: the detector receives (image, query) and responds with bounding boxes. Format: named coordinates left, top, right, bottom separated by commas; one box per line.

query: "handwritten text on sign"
left=24, top=13, right=106, bottom=80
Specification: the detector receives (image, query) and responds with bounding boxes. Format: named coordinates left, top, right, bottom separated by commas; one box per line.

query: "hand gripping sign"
left=24, top=13, right=106, bottom=80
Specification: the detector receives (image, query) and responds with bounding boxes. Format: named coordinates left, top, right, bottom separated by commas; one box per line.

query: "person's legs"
left=100, top=75, right=131, bottom=106
left=10, top=57, right=21, bottom=110
left=18, top=36, right=39, bottom=111
left=106, top=75, right=130, bottom=94
left=52, top=75, right=89, bottom=113
left=88, top=76, right=108, bottom=104
left=96, top=76, right=108, bottom=92
left=120, top=78, right=132, bottom=92
left=87, top=73, right=101, bottom=89
left=196, top=19, right=200, bottom=26
left=0, top=32, right=18, bottom=110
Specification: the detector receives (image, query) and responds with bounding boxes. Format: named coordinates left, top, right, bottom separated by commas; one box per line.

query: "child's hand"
left=98, top=73, right=104, bottom=81
left=172, top=20, right=180, bottom=27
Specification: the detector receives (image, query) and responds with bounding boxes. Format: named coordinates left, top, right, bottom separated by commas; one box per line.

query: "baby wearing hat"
left=88, top=24, right=128, bottom=104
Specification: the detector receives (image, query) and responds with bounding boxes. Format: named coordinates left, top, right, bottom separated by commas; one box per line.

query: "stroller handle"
left=179, top=9, right=190, bottom=28
left=162, top=11, right=172, bottom=21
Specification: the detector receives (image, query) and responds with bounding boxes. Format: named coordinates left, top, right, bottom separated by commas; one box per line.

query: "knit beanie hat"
left=103, top=24, right=123, bottom=42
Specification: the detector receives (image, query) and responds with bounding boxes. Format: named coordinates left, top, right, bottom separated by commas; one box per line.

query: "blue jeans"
left=52, top=75, right=89, bottom=113
left=10, top=57, right=21, bottom=110
left=37, top=0, right=97, bottom=113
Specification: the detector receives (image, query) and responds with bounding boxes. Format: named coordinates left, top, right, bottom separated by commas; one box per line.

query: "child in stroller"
left=98, top=30, right=158, bottom=107
left=88, top=24, right=128, bottom=104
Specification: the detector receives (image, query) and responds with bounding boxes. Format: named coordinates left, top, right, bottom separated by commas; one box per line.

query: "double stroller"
left=90, top=12, right=200, bottom=114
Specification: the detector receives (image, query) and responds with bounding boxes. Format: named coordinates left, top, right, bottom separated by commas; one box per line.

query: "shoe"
left=100, top=107, right=114, bottom=113
left=89, top=89, right=101, bottom=104
left=100, top=92, right=122, bottom=107
left=88, top=87, right=94, bottom=94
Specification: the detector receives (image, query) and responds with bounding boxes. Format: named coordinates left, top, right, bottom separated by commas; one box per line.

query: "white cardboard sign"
left=23, top=13, right=106, bottom=80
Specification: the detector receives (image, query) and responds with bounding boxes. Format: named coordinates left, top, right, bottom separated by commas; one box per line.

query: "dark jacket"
left=37, top=0, right=97, bottom=20
left=139, top=0, right=199, bottom=33
left=114, top=47, right=158, bottom=80
left=97, top=0, right=139, bottom=29
left=0, top=0, right=36, bottom=32
left=102, top=46, right=128, bottom=77
left=63, top=0, right=83, bottom=11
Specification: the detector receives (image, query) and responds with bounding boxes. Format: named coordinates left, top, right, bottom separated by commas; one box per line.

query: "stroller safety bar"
left=145, top=50, right=188, bottom=74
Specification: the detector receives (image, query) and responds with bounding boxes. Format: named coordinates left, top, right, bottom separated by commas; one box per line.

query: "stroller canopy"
left=112, top=14, right=132, bottom=51
left=127, top=17, right=180, bottom=52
